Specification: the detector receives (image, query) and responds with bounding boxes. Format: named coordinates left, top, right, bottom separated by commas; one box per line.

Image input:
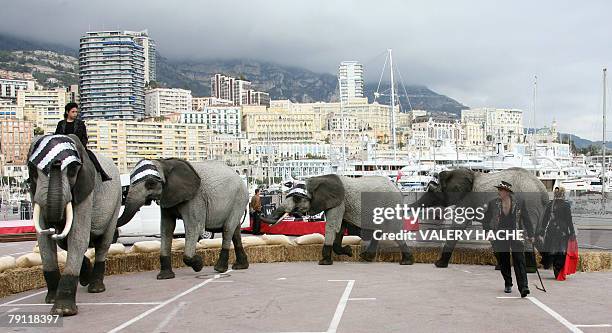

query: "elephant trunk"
left=46, top=164, right=64, bottom=225
left=117, top=196, right=145, bottom=228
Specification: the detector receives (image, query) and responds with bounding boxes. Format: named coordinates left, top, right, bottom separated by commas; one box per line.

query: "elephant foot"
left=157, top=270, right=176, bottom=280
left=183, top=255, right=204, bottom=272
left=87, top=280, right=106, bottom=293
left=45, top=291, right=56, bottom=304
left=52, top=275, right=78, bottom=316
left=434, top=259, right=449, bottom=268
left=333, top=245, right=353, bottom=257
left=79, top=256, right=92, bottom=286
left=319, top=245, right=333, bottom=265
left=214, top=249, right=230, bottom=273
left=232, top=247, right=249, bottom=270
left=400, top=252, right=414, bottom=265
left=43, top=270, right=60, bottom=304
left=359, top=251, right=375, bottom=262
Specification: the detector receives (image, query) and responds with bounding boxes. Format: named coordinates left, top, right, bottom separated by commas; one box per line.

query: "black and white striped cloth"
left=130, top=160, right=162, bottom=185
left=287, top=180, right=310, bottom=198
left=28, top=135, right=81, bottom=175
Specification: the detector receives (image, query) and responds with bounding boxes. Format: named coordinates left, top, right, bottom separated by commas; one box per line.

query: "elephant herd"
left=27, top=134, right=550, bottom=317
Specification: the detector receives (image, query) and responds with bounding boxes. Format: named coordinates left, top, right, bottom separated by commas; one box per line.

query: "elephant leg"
left=360, top=230, right=378, bottom=262
left=396, top=240, right=414, bottom=265
left=51, top=203, right=92, bottom=316
left=38, top=231, right=60, bottom=304
left=158, top=210, right=176, bottom=279
left=332, top=221, right=353, bottom=257
left=88, top=232, right=112, bottom=293
left=320, top=206, right=345, bottom=265
left=182, top=212, right=204, bottom=273
left=435, top=239, right=457, bottom=268
left=79, top=256, right=92, bottom=286
left=232, top=224, right=249, bottom=270
left=214, top=220, right=235, bottom=273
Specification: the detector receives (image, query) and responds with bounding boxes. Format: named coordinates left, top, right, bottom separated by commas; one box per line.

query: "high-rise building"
left=79, top=31, right=146, bottom=120
left=180, top=106, right=241, bottom=135
left=0, top=118, right=33, bottom=164
left=338, top=61, right=364, bottom=103
left=210, top=74, right=269, bottom=106
left=17, top=88, right=69, bottom=134
left=0, top=78, right=35, bottom=101
left=126, top=30, right=157, bottom=84
left=145, top=88, right=192, bottom=117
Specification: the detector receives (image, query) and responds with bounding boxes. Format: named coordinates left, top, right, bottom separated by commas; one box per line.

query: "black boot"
left=319, top=245, right=333, bottom=265
left=51, top=275, right=79, bottom=316
left=88, top=261, right=106, bottom=293
left=157, top=255, right=175, bottom=279
left=232, top=246, right=249, bottom=270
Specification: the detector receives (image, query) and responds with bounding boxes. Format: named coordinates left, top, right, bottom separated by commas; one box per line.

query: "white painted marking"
left=277, top=277, right=287, bottom=280
left=108, top=269, right=233, bottom=333
left=526, top=297, right=584, bottom=333
left=210, top=280, right=233, bottom=283
left=0, top=302, right=162, bottom=307
left=327, top=280, right=355, bottom=333
left=348, top=298, right=376, bottom=301
left=154, top=301, right=187, bottom=332
left=0, top=290, right=45, bottom=306
left=575, top=324, right=611, bottom=328
left=496, top=296, right=521, bottom=299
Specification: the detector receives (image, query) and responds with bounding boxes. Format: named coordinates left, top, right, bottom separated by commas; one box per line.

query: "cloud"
left=2, top=0, right=611, bottom=139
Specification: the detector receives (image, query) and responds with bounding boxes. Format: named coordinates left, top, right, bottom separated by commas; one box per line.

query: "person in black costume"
left=483, top=181, right=534, bottom=298
left=537, top=186, right=575, bottom=278
left=55, top=103, right=111, bottom=181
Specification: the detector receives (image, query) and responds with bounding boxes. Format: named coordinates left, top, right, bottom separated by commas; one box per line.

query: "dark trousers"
left=552, top=253, right=566, bottom=278
left=494, top=239, right=529, bottom=290
left=250, top=212, right=261, bottom=235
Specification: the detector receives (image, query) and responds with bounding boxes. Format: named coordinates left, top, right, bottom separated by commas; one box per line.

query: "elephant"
left=117, top=158, right=249, bottom=276
left=265, top=174, right=415, bottom=265
left=27, top=134, right=122, bottom=316
left=410, top=167, right=549, bottom=269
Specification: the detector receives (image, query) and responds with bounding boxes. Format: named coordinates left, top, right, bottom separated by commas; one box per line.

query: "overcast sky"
left=1, top=0, right=611, bottom=140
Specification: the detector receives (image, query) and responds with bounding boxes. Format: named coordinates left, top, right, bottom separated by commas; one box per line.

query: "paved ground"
left=0, top=262, right=610, bottom=333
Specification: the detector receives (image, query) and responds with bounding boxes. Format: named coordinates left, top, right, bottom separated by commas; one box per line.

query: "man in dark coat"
left=483, top=181, right=535, bottom=297
left=55, top=102, right=111, bottom=181
left=537, top=186, right=575, bottom=278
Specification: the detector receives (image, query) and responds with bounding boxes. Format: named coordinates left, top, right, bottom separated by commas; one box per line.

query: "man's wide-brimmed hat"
left=495, top=181, right=513, bottom=192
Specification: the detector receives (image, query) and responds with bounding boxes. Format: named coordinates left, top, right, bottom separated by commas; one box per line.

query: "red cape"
left=556, top=237, right=578, bottom=281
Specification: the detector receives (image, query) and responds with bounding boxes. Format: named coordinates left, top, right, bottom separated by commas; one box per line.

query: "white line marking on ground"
left=107, top=269, right=233, bottom=333
left=277, top=277, right=287, bottom=280
left=348, top=298, right=376, bottom=301
left=327, top=280, right=355, bottom=333
left=526, top=297, right=584, bottom=333
left=496, top=296, right=521, bottom=299
left=210, top=280, right=233, bottom=283
left=575, top=324, right=611, bottom=328
left=462, top=270, right=472, bottom=273
left=0, top=291, right=45, bottom=306
left=0, top=302, right=162, bottom=307
left=154, top=301, right=187, bottom=332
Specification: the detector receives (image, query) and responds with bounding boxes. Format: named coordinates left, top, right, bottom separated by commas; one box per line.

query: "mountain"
left=559, top=133, right=612, bottom=149
left=0, top=33, right=466, bottom=112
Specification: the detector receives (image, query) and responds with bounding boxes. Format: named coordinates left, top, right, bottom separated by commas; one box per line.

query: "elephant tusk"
left=275, top=212, right=290, bottom=224
left=51, top=202, right=73, bottom=241
left=33, top=203, right=56, bottom=236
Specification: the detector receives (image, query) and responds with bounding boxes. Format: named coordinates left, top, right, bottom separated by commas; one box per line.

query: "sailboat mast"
left=603, top=68, right=607, bottom=194
left=389, top=49, right=397, bottom=160
left=532, top=75, right=538, bottom=173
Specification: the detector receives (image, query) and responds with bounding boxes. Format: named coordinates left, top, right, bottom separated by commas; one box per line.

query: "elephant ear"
left=159, top=158, right=201, bottom=208
left=306, top=174, right=345, bottom=214
left=70, top=134, right=96, bottom=204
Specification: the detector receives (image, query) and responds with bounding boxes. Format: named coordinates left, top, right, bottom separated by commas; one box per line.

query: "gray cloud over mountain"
left=2, top=0, right=611, bottom=139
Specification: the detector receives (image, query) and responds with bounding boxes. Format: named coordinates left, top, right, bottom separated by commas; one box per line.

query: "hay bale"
left=131, top=241, right=161, bottom=253
left=198, top=238, right=225, bottom=249
left=0, top=256, right=16, bottom=273
left=341, top=236, right=362, bottom=246
left=33, top=242, right=39, bottom=253
left=294, top=233, right=324, bottom=245
left=172, top=238, right=185, bottom=251
left=108, top=243, right=126, bottom=255
left=16, top=253, right=42, bottom=268
left=240, top=236, right=267, bottom=247
left=262, top=234, right=295, bottom=246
